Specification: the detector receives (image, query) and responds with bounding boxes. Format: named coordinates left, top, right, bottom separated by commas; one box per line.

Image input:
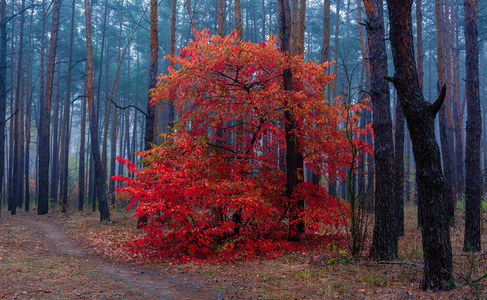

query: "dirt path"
left=0, top=212, right=217, bottom=299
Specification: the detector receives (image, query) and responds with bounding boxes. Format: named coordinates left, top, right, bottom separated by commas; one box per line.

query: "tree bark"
left=385, top=0, right=454, bottom=290
left=109, top=7, right=123, bottom=205
left=24, top=0, right=34, bottom=211
left=363, top=0, right=397, bottom=260
left=234, top=0, right=243, bottom=39
left=78, top=80, right=87, bottom=211
left=167, top=0, right=176, bottom=128
left=443, top=0, right=457, bottom=203
left=139, top=0, right=159, bottom=227
left=451, top=0, right=463, bottom=194
left=13, top=0, right=26, bottom=213
left=85, top=0, right=110, bottom=221
left=0, top=0, right=6, bottom=216
left=38, top=0, right=61, bottom=215
left=50, top=53, right=61, bottom=206
left=435, top=0, right=455, bottom=224
left=186, top=0, right=198, bottom=40
left=145, top=0, right=158, bottom=151
left=463, top=0, right=481, bottom=252
left=7, top=0, right=16, bottom=214
left=218, top=0, right=225, bottom=36
left=394, top=97, right=405, bottom=237
left=416, top=0, right=423, bottom=88
left=277, top=0, right=304, bottom=242
left=60, top=0, right=76, bottom=209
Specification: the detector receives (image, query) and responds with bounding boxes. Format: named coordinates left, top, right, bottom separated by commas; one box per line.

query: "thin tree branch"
left=106, top=96, right=147, bottom=117
left=2, top=110, right=18, bottom=124
left=431, top=84, right=447, bottom=116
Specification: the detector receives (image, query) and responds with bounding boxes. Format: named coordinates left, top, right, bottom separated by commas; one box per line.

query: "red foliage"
left=114, top=29, right=371, bottom=262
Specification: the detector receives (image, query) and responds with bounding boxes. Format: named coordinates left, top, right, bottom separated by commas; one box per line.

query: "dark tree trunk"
left=218, top=0, right=225, bottom=36
left=435, top=0, right=455, bottom=225
left=145, top=0, right=158, bottom=151
left=12, top=0, right=26, bottom=214
left=109, top=8, right=123, bottom=205
left=139, top=0, right=159, bottom=228
left=78, top=82, right=87, bottom=212
left=51, top=56, right=61, bottom=207
left=451, top=0, right=463, bottom=194
left=385, top=0, right=453, bottom=290
left=0, top=0, right=6, bottom=217
left=7, top=0, right=16, bottom=214
left=85, top=0, right=110, bottom=221
left=234, top=0, right=243, bottom=39
left=38, top=0, right=61, bottom=215
left=24, top=0, right=34, bottom=211
left=394, top=98, right=405, bottom=237
left=60, top=0, right=76, bottom=209
left=168, top=0, right=176, bottom=128
left=363, top=0, right=397, bottom=260
left=463, top=0, right=481, bottom=252
left=277, top=0, right=304, bottom=242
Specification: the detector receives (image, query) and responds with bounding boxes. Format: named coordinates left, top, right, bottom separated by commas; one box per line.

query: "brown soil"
left=1, top=205, right=486, bottom=299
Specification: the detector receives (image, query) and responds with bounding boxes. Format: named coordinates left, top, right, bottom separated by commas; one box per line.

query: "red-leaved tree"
left=114, top=30, right=371, bottom=261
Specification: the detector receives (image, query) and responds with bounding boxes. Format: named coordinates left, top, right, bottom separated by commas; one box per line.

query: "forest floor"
left=0, top=204, right=486, bottom=299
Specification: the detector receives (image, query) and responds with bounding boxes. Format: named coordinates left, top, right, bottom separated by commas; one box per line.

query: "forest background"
left=0, top=0, right=487, bottom=296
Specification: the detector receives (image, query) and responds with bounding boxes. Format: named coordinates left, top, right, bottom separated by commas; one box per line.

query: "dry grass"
left=56, top=202, right=487, bottom=299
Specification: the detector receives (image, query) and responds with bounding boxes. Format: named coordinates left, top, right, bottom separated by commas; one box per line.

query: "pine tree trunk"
left=50, top=55, right=61, bottom=207
left=416, top=0, right=423, bottom=88
left=78, top=82, right=87, bottom=212
left=0, top=0, right=6, bottom=215
left=85, top=0, right=110, bottom=221
left=277, top=0, right=304, bottom=242
left=13, top=0, right=26, bottom=212
left=168, top=0, right=176, bottom=128
left=443, top=0, right=457, bottom=208
left=109, top=9, right=123, bottom=205
left=394, top=97, right=405, bottom=237
left=363, top=0, right=397, bottom=260
left=450, top=0, right=463, bottom=194
left=60, top=0, right=76, bottom=209
left=463, top=0, right=481, bottom=252
left=385, top=0, right=453, bottom=290
left=234, top=0, right=243, bottom=39
left=435, top=0, right=454, bottom=225
left=139, top=0, right=159, bottom=228
left=38, top=0, right=61, bottom=215
left=186, top=0, right=198, bottom=40
left=24, top=0, right=34, bottom=211
left=218, top=0, right=225, bottom=36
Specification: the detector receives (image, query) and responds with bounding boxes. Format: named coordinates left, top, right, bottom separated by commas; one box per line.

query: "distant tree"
left=24, top=0, right=34, bottom=211
left=0, top=0, right=6, bottom=216
left=145, top=0, right=157, bottom=151
left=218, top=0, right=225, bottom=36
left=451, top=0, right=463, bottom=195
left=60, top=0, right=76, bottom=210
left=38, top=0, right=61, bottom=215
left=435, top=0, right=454, bottom=225
left=234, top=0, right=243, bottom=39
left=84, top=0, right=110, bottom=221
left=78, top=76, right=87, bottom=211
